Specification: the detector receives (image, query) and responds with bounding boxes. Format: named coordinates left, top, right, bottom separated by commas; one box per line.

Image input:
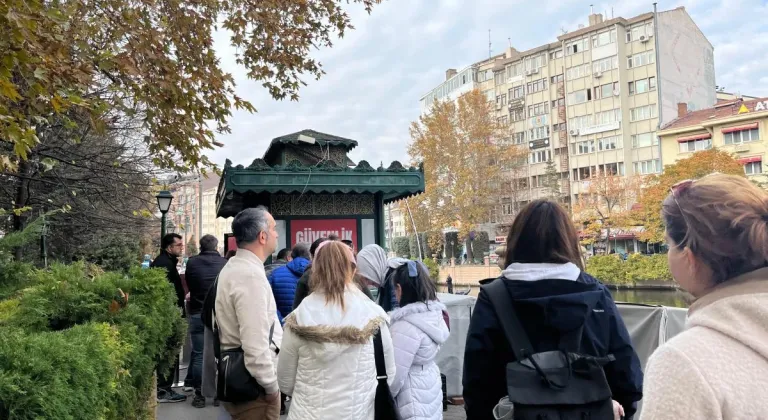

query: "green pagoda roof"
left=216, top=158, right=425, bottom=218
left=263, top=129, right=358, bottom=164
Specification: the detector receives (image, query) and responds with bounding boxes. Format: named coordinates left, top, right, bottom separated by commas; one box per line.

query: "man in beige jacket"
left=215, top=206, right=283, bottom=420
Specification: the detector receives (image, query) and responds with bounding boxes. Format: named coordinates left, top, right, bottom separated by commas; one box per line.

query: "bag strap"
left=482, top=279, right=535, bottom=361
left=373, top=330, right=387, bottom=381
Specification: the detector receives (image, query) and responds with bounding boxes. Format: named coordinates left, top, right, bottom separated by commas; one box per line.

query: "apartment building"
left=419, top=7, right=715, bottom=229
left=384, top=203, right=407, bottom=252
left=660, top=98, right=768, bottom=183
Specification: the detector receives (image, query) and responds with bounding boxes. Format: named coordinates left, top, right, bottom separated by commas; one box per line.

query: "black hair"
left=392, top=261, right=437, bottom=307
left=341, top=239, right=354, bottom=250
left=276, top=248, right=291, bottom=260
left=310, top=237, right=328, bottom=258
left=161, top=233, right=182, bottom=251
left=291, top=243, right=311, bottom=259
left=199, top=234, right=218, bottom=252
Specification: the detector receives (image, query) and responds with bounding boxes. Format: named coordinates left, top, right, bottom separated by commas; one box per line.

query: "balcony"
left=557, top=82, right=565, bottom=98
left=579, top=121, right=621, bottom=136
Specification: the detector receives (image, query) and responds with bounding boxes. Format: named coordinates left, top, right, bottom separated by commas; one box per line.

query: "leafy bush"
left=408, top=232, right=430, bottom=260
left=75, top=234, right=142, bottom=273
left=0, top=261, right=184, bottom=420
left=473, top=231, right=490, bottom=258
left=392, top=237, right=410, bottom=258
left=422, top=258, right=440, bottom=284
left=586, top=254, right=672, bottom=285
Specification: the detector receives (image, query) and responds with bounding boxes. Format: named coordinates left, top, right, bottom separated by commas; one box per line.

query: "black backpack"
left=483, top=279, right=617, bottom=420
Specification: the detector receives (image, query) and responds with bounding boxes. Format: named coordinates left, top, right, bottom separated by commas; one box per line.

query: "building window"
left=572, top=140, right=595, bottom=155
left=598, top=135, right=622, bottom=150
left=530, top=149, right=552, bottom=164
left=745, top=161, right=763, bottom=175
left=528, top=102, right=549, bottom=117
left=496, top=94, right=507, bottom=106
left=495, top=71, right=506, bottom=85
left=552, top=98, right=565, bottom=108
left=513, top=132, right=526, bottom=144
left=634, top=159, right=661, bottom=175
left=511, top=108, right=525, bottom=122
left=627, top=51, right=655, bottom=68
left=509, top=85, right=524, bottom=99
left=568, top=115, right=594, bottom=130
left=506, top=62, right=524, bottom=79
left=526, top=78, right=547, bottom=94
left=554, top=122, right=567, bottom=132
left=525, top=53, right=547, bottom=71
left=566, top=38, right=590, bottom=55
left=595, top=109, right=621, bottom=125
left=592, top=29, right=617, bottom=48
left=626, top=22, right=654, bottom=43
left=477, top=69, right=493, bottom=82
left=631, top=132, right=658, bottom=148
left=595, top=82, right=619, bottom=99
left=592, top=56, right=618, bottom=73
left=484, top=89, right=495, bottom=102
left=679, top=138, right=712, bottom=153
left=497, top=116, right=509, bottom=126
left=629, top=77, right=656, bottom=95
left=529, top=126, right=550, bottom=140
left=599, top=162, right=625, bottom=176
left=551, top=74, right=564, bottom=84
left=724, top=127, right=760, bottom=144
left=550, top=50, right=563, bottom=60
left=568, top=89, right=591, bottom=105
left=630, top=105, right=657, bottom=122
left=566, top=64, right=591, bottom=80
left=573, top=166, right=596, bottom=180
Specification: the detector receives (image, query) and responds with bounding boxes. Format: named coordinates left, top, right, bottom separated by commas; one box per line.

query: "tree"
left=186, top=236, right=198, bottom=257
left=408, top=89, right=527, bottom=239
left=634, top=149, right=745, bottom=243
left=1, top=0, right=381, bottom=174
left=542, top=158, right=563, bottom=202
left=572, top=171, right=641, bottom=250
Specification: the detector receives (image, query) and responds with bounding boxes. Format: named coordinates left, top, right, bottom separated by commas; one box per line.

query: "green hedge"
left=392, top=237, right=410, bottom=258
left=0, top=262, right=185, bottom=420
left=408, top=233, right=430, bottom=260
left=585, top=254, right=672, bottom=285
left=422, top=258, right=440, bottom=284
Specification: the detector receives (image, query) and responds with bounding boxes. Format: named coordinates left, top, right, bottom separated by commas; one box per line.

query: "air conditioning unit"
left=594, top=71, right=603, bottom=79
left=530, top=68, right=539, bottom=74
left=613, top=89, right=621, bottom=96
left=525, top=70, right=533, bottom=76
left=639, top=35, right=649, bottom=43
left=569, top=129, right=580, bottom=136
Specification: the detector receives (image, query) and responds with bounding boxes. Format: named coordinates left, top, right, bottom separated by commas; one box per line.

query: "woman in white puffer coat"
left=389, top=261, right=450, bottom=420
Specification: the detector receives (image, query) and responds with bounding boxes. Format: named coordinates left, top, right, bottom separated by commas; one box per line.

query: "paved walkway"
left=157, top=365, right=467, bottom=420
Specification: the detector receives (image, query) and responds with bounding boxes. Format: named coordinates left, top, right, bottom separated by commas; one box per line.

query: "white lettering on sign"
left=295, top=228, right=353, bottom=244
left=755, top=101, right=768, bottom=112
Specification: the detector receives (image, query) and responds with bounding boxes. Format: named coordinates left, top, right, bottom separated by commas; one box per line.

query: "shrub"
left=75, top=234, right=142, bottom=273
left=444, top=231, right=461, bottom=260
left=422, top=258, right=440, bottom=284
left=392, top=237, right=410, bottom=258
left=586, top=254, right=672, bottom=285
left=0, top=262, right=184, bottom=420
left=586, top=255, right=629, bottom=285
left=473, top=231, right=490, bottom=258
left=408, top=232, right=430, bottom=260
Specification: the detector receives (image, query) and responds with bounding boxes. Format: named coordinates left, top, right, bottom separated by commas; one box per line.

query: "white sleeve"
left=234, top=274, right=278, bottom=395
left=277, top=324, right=300, bottom=396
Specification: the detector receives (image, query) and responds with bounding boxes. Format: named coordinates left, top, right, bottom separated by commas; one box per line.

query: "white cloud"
left=207, top=0, right=767, bottom=169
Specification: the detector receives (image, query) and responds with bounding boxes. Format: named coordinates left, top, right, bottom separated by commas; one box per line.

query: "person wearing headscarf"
left=357, top=245, right=401, bottom=312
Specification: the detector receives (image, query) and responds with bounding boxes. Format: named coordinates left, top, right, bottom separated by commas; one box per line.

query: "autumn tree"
left=542, top=158, right=563, bottom=202
left=635, top=149, right=745, bottom=243
left=408, top=89, right=527, bottom=242
left=572, top=171, right=641, bottom=250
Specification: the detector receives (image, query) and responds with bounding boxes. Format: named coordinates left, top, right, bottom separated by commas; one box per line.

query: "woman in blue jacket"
left=462, top=199, right=643, bottom=419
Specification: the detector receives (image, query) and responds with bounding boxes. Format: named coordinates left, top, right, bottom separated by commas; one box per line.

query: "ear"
left=683, top=246, right=698, bottom=272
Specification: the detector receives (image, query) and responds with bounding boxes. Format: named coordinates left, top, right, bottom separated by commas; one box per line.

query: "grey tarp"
left=435, top=293, right=476, bottom=397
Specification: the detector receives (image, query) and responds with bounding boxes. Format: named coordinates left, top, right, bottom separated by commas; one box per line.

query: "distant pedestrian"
left=357, top=244, right=400, bottom=312
left=215, top=207, right=283, bottom=420
left=184, top=234, right=227, bottom=408
left=152, top=233, right=188, bottom=404
left=389, top=260, right=449, bottom=420
left=268, top=243, right=311, bottom=323
left=446, top=275, right=454, bottom=294
left=265, top=247, right=291, bottom=278
left=277, top=241, right=395, bottom=419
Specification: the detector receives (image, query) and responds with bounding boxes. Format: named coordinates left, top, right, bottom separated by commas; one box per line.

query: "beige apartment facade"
left=660, top=98, right=768, bottom=184
left=419, top=7, right=716, bottom=231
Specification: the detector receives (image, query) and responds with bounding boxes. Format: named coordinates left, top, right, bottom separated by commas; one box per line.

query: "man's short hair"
left=276, top=248, right=291, bottom=260
left=291, top=243, right=311, bottom=260
left=327, top=234, right=340, bottom=241
left=231, top=206, right=270, bottom=247
left=310, top=237, right=328, bottom=258
left=341, top=239, right=354, bottom=250
left=161, top=233, right=182, bottom=251
left=199, top=234, right=218, bottom=253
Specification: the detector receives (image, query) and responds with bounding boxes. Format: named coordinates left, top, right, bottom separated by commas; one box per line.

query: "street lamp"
left=156, top=190, right=173, bottom=237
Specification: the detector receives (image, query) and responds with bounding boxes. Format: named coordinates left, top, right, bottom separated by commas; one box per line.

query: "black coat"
left=185, top=251, right=227, bottom=316
left=151, top=250, right=186, bottom=313
left=462, top=273, right=643, bottom=420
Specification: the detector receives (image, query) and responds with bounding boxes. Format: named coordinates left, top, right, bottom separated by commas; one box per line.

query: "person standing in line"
left=389, top=260, right=450, bottom=420
left=152, top=233, right=188, bottom=403
left=357, top=244, right=400, bottom=311
left=265, top=247, right=291, bottom=278
left=277, top=241, right=396, bottom=420
left=215, top=207, right=283, bottom=420
left=184, top=234, right=228, bottom=408
left=269, top=243, right=310, bottom=323
left=640, top=174, right=768, bottom=419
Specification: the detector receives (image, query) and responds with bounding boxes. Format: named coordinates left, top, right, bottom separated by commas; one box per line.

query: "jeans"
left=186, top=313, right=205, bottom=389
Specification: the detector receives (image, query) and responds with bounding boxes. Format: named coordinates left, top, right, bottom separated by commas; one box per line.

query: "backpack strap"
left=482, top=278, right=535, bottom=361
left=373, top=330, right=387, bottom=380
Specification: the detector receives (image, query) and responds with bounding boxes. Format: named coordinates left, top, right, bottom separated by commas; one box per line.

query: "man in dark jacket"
left=463, top=272, right=643, bottom=420
left=183, top=234, right=227, bottom=408
left=151, top=233, right=187, bottom=404
left=269, top=243, right=310, bottom=321
left=265, top=247, right=291, bottom=278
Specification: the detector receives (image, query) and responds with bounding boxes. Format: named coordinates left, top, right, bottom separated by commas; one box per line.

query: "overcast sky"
left=206, top=0, right=768, bottom=169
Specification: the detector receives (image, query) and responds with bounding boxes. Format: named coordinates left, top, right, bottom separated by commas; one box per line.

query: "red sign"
left=291, top=219, right=357, bottom=247
left=226, top=235, right=237, bottom=253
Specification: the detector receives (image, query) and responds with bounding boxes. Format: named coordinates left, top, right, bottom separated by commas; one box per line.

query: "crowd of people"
left=150, top=173, right=768, bottom=419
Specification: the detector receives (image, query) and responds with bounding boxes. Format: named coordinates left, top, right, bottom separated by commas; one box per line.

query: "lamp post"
left=156, top=190, right=173, bottom=238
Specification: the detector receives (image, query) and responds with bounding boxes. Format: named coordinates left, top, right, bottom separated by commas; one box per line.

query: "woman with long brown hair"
left=277, top=240, right=396, bottom=420
left=462, top=199, right=642, bottom=419
left=640, top=174, right=768, bottom=419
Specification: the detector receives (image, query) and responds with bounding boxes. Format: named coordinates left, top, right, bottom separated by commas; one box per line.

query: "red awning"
left=738, top=156, right=762, bottom=164
left=722, top=122, right=759, bottom=134
left=676, top=133, right=711, bottom=143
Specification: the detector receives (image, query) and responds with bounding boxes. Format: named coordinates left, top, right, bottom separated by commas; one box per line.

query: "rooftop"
left=661, top=98, right=768, bottom=132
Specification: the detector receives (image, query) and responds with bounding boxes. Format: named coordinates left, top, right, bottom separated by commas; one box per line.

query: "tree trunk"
left=12, top=159, right=32, bottom=261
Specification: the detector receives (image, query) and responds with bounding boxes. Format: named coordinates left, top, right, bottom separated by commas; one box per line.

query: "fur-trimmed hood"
left=284, top=285, right=389, bottom=362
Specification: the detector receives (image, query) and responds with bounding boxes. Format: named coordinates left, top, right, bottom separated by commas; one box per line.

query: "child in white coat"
left=389, top=261, right=450, bottom=420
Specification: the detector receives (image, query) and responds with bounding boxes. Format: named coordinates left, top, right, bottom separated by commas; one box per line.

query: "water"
left=438, top=285, right=691, bottom=308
